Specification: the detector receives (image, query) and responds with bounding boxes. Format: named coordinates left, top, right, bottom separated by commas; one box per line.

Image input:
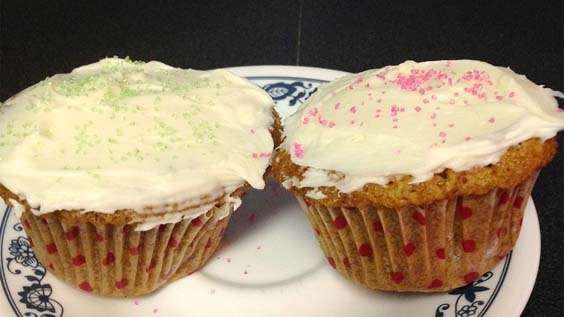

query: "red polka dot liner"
left=19, top=205, right=231, bottom=296
left=296, top=173, right=537, bottom=292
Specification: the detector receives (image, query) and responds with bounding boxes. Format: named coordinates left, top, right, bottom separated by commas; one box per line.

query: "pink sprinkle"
left=393, top=125, right=398, bottom=129
left=334, top=102, right=341, bottom=110
left=496, top=95, right=503, bottom=101
left=244, top=270, right=248, bottom=275
left=250, top=129, right=255, bottom=134
left=448, top=123, right=455, bottom=127
left=375, top=114, right=381, bottom=118
left=252, top=153, right=258, bottom=158
left=350, top=106, right=357, bottom=114
left=454, top=92, right=459, bottom=97
left=248, top=213, right=256, bottom=224
left=350, top=120, right=356, bottom=125
left=439, top=131, right=447, bottom=138
left=431, top=94, right=437, bottom=100
left=376, top=108, right=382, bottom=113
left=328, top=121, right=336, bottom=128
left=390, top=104, right=400, bottom=115
left=381, top=90, right=386, bottom=94
left=419, top=88, right=426, bottom=95
left=449, top=99, right=455, bottom=104
left=293, top=142, right=304, bottom=159
left=364, top=83, right=371, bottom=88
left=376, top=74, right=386, bottom=80
left=430, top=112, right=437, bottom=120
left=227, top=257, right=232, bottom=263
left=423, top=99, right=429, bottom=104
left=432, top=123, right=437, bottom=127
left=353, top=77, right=364, bottom=84
left=465, top=136, right=472, bottom=141
left=302, top=117, right=310, bottom=124
left=392, top=118, right=398, bottom=122
left=462, top=72, right=473, bottom=81
left=133, top=299, right=140, bottom=306
left=488, top=117, right=496, bottom=123
left=153, top=308, right=158, bottom=314
left=441, top=140, right=446, bottom=144
left=377, top=98, right=382, bottom=103
left=414, top=106, right=422, bottom=112
left=308, top=108, right=319, bottom=117
left=509, top=91, right=515, bottom=98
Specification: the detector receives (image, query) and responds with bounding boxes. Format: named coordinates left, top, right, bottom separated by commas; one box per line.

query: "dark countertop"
left=0, top=1, right=562, bottom=316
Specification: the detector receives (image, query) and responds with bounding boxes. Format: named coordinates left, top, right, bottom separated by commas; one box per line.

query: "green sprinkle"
left=57, top=75, right=106, bottom=97
left=119, top=87, right=141, bottom=98
left=87, top=170, right=101, bottom=180
left=123, top=56, right=145, bottom=65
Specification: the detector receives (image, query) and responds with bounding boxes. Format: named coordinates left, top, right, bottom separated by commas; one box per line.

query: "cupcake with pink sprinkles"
left=272, top=60, right=564, bottom=292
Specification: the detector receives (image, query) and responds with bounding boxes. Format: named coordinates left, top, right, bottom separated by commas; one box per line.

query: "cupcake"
left=0, top=57, right=275, bottom=296
left=272, top=60, right=564, bottom=292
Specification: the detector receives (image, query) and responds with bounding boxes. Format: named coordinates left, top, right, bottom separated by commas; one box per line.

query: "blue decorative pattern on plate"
left=262, top=81, right=317, bottom=106
left=2, top=208, right=64, bottom=317
left=0, top=66, right=540, bottom=317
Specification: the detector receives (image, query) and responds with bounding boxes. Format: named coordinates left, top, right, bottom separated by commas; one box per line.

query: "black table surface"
left=0, top=1, right=562, bottom=316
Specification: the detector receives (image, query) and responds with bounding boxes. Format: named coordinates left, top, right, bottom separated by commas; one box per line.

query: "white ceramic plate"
left=0, top=66, right=540, bottom=317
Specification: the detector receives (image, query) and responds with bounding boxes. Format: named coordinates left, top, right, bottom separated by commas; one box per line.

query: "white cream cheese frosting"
left=0, top=57, right=274, bottom=225
left=280, top=60, right=564, bottom=192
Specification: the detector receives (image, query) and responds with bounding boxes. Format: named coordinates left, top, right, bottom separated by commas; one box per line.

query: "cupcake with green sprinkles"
left=0, top=57, right=276, bottom=296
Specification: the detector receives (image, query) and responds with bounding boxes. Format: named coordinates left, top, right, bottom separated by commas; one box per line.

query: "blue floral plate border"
left=0, top=66, right=540, bottom=317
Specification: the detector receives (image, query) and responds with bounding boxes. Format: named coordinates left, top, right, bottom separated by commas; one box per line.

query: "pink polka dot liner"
left=295, top=174, right=537, bottom=292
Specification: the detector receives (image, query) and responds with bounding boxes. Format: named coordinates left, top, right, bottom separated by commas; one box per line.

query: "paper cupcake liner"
left=20, top=206, right=231, bottom=297
left=296, top=173, right=538, bottom=292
